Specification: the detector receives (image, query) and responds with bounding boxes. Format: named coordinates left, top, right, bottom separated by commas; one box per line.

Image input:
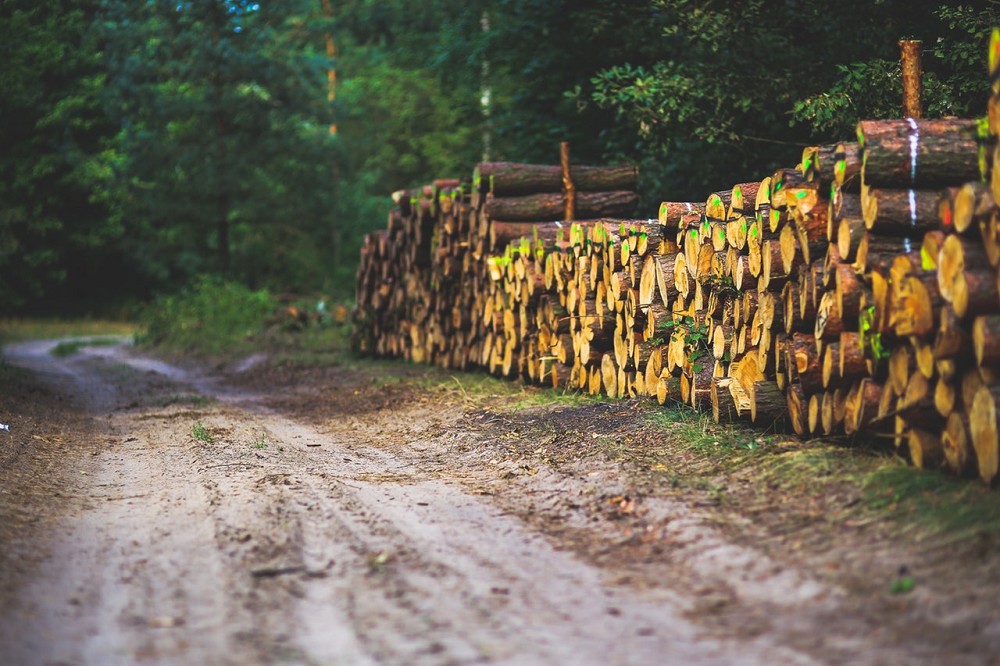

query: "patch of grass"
left=423, top=371, right=607, bottom=412
left=155, top=393, right=214, bottom=408
left=137, top=276, right=276, bottom=358
left=860, top=463, right=1000, bottom=540
left=252, top=435, right=268, bottom=449
left=645, top=406, right=774, bottom=465
left=1, top=319, right=136, bottom=345
left=49, top=337, right=122, bottom=357
left=263, top=324, right=353, bottom=369
left=192, top=421, right=213, bottom=444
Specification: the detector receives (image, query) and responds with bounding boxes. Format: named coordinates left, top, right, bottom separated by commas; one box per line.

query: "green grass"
left=137, top=276, right=276, bottom=357
left=859, top=463, right=1000, bottom=540
left=262, top=324, right=353, bottom=369
left=49, top=337, right=122, bottom=357
left=1, top=319, right=136, bottom=344
left=252, top=435, right=268, bottom=449
left=155, top=393, right=214, bottom=408
left=192, top=421, right=213, bottom=444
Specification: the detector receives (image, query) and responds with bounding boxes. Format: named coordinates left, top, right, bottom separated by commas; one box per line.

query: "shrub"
left=137, top=276, right=275, bottom=356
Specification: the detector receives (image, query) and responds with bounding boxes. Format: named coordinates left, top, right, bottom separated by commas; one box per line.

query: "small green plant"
left=252, top=435, right=268, bottom=449
left=192, top=421, right=213, bottom=443
left=660, top=315, right=711, bottom=373
left=890, top=577, right=915, bottom=594
left=700, top=273, right=738, bottom=299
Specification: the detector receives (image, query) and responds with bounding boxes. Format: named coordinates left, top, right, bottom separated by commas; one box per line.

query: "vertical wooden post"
left=900, top=39, right=923, bottom=119
left=560, top=141, right=575, bottom=221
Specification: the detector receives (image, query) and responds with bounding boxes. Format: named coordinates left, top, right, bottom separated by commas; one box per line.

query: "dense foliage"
left=1, top=0, right=997, bottom=314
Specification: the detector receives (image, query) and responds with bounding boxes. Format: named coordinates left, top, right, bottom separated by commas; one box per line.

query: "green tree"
left=0, top=1, right=119, bottom=311
left=98, top=0, right=338, bottom=293
left=580, top=0, right=998, bottom=202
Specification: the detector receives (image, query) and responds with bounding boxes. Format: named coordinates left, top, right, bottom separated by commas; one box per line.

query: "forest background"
left=2, top=0, right=998, bottom=317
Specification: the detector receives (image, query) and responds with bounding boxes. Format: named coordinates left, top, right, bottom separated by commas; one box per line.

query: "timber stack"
left=355, top=30, right=1000, bottom=486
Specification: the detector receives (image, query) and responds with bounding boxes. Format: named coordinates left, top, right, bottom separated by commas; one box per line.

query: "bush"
left=137, top=276, right=276, bottom=356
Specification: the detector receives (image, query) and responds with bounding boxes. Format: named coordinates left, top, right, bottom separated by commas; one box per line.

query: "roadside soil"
left=2, top=337, right=1000, bottom=665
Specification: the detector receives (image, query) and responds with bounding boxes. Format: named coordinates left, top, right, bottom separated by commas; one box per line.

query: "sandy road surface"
left=0, top=339, right=998, bottom=665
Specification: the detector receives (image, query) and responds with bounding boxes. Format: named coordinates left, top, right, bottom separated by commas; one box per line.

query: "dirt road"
left=1, top=339, right=999, bottom=665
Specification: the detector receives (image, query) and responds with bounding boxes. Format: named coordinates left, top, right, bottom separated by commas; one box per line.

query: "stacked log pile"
left=352, top=162, right=640, bottom=379
left=354, top=33, right=1000, bottom=485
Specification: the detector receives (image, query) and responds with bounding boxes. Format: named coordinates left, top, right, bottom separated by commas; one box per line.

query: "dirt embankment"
left=1, top=339, right=999, bottom=665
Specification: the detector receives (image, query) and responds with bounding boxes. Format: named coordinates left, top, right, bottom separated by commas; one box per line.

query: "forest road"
left=0, top=339, right=996, bottom=665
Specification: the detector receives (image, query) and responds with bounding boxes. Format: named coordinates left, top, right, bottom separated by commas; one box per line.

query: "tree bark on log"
left=475, top=162, right=639, bottom=195
left=484, top=191, right=639, bottom=222
left=857, top=118, right=984, bottom=188
left=861, top=185, right=940, bottom=234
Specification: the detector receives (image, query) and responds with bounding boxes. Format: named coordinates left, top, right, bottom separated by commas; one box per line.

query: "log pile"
left=354, top=32, right=1000, bottom=486
left=352, top=162, right=640, bottom=379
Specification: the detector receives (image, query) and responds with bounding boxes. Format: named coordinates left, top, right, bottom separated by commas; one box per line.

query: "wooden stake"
left=560, top=142, right=576, bottom=221
left=900, top=39, right=923, bottom=119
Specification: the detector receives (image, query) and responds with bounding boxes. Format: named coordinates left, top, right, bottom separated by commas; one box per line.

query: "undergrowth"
left=137, top=276, right=276, bottom=357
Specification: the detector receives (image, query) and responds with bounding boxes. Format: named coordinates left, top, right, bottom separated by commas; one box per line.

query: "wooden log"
left=751, top=380, right=786, bottom=428
left=815, top=291, right=845, bottom=344
left=857, top=118, right=984, bottom=188
left=792, top=332, right=823, bottom=395
left=834, top=142, right=862, bottom=191
left=908, top=428, right=944, bottom=471
left=952, top=181, right=996, bottom=235
left=802, top=144, right=840, bottom=185
left=659, top=201, right=706, bottom=227
left=970, top=384, right=1000, bottom=485
left=475, top=162, right=639, bottom=195
left=837, top=215, right=866, bottom=263
left=656, top=373, right=682, bottom=405
left=729, top=182, right=762, bottom=217
left=786, top=382, right=808, bottom=435
left=942, top=412, right=974, bottom=476
left=861, top=185, right=940, bottom=234
left=974, top=314, right=1000, bottom=367
left=483, top=191, right=638, bottom=222
left=770, top=168, right=806, bottom=209
left=844, top=378, right=882, bottom=435
left=821, top=388, right=846, bottom=435
left=980, top=211, right=1000, bottom=268
left=938, top=234, right=997, bottom=317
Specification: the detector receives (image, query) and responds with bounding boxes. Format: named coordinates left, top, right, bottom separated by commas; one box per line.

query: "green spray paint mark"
left=795, top=190, right=808, bottom=200
left=920, top=246, right=936, bottom=271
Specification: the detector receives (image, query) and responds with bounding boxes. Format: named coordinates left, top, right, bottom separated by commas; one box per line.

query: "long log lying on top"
left=857, top=119, right=987, bottom=189
left=483, top=190, right=639, bottom=222
left=474, top=162, right=639, bottom=196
